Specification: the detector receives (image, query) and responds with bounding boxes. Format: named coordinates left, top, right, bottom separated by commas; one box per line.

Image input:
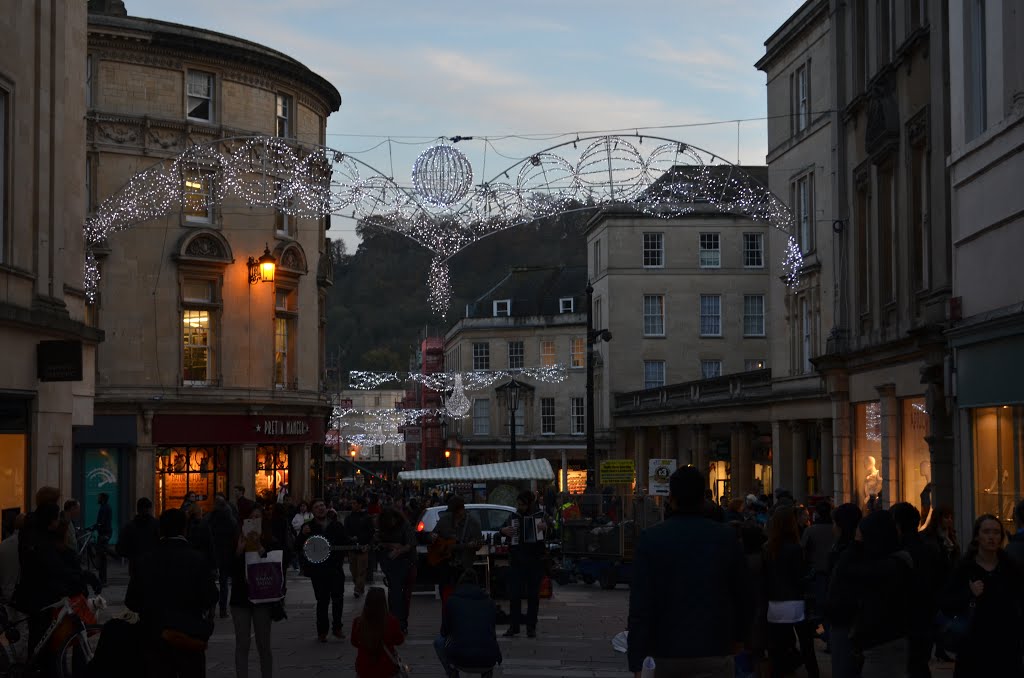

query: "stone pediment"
left=174, top=229, right=233, bottom=264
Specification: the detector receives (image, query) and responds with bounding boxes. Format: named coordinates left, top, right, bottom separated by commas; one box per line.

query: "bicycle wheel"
left=55, top=624, right=102, bottom=678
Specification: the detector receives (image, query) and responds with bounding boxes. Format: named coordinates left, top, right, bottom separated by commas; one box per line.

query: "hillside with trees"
left=324, top=208, right=595, bottom=378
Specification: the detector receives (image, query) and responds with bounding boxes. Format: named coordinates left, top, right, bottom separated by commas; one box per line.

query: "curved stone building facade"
left=76, top=2, right=341, bottom=526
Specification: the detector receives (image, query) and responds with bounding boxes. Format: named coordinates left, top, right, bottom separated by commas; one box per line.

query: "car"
left=412, top=503, right=518, bottom=588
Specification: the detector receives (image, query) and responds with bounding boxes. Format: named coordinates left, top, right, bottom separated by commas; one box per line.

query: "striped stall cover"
left=398, top=458, right=555, bottom=482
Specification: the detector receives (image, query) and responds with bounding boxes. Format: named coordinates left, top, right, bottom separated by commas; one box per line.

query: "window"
left=966, top=0, right=987, bottom=140
left=275, top=288, right=296, bottom=312
left=154, top=446, right=229, bottom=516
left=699, top=233, right=720, bottom=268
left=540, top=339, right=556, bottom=367
left=701, top=360, right=722, bottom=380
left=183, top=309, right=212, bottom=384
left=972, top=406, right=1024, bottom=532
left=801, top=297, right=813, bottom=373
left=274, top=181, right=294, bottom=237
left=559, top=297, right=574, bottom=313
left=643, top=360, right=665, bottom=389
left=699, top=295, right=721, bottom=337
left=570, top=397, right=585, bottom=435
left=593, top=239, right=601, bottom=273
left=0, top=90, right=5, bottom=264
left=187, top=71, right=214, bottom=121
left=86, top=55, right=93, bottom=109
left=908, top=0, right=926, bottom=31
left=876, top=0, right=892, bottom=67
left=570, top=337, right=585, bottom=368
left=472, top=399, right=490, bottom=435
left=183, top=172, right=212, bottom=223
left=795, top=174, right=814, bottom=253
left=744, top=359, right=766, bottom=371
left=182, top=280, right=215, bottom=385
left=274, top=287, right=297, bottom=389
left=472, top=342, right=490, bottom=370
left=85, top=157, right=92, bottom=214
left=743, top=295, right=765, bottom=336
left=594, top=297, right=602, bottom=330
left=540, top=398, right=556, bottom=435
left=855, top=0, right=869, bottom=91
left=910, top=143, right=928, bottom=290
left=855, top=181, right=871, bottom=313
left=274, top=317, right=290, bottom=387
left=795, top=64, right=809, bottom=132
left=507, top=341, right=524, bottom=370
left=743, top=233, right=764, bottom=268
left=643, top=232, right=664, bottom=267
left=643, top=294, right=665, bottom=336
left=276, top=93, right=292, bottom=138
left=878, top=163, right=895, bottom=306
left=493, top=300, right=511, bottom=317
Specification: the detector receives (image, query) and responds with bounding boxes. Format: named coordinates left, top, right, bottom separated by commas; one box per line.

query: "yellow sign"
left=600, top=459, right=635, bottom=485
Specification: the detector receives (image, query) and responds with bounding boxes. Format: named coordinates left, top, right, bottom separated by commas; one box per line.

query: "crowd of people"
left=628, top=466, right=1024, bottom=678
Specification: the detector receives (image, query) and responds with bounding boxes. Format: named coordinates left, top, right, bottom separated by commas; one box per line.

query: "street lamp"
left=506, top=377, right=522, bottom=462
left=586, top=284, right=612, bottom=491
left=439, top=417, right=449, bottom=467
left=247, top=243, right=277, bottom=284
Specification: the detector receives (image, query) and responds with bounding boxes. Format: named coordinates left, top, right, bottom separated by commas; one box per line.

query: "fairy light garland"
left=83, top=134, right=801, bottom=311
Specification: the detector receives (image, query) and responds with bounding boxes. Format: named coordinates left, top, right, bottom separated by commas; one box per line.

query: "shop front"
left=152, top=413, right=324, bottom=515
left=0, top=397, right=30, bottom=540
left=73, top=415, right=137, bottom=545
left=849, top=395, right=932, bottom=511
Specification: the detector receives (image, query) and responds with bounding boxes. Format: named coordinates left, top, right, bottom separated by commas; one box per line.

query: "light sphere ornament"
left=412, top=144, right=473, bottom=207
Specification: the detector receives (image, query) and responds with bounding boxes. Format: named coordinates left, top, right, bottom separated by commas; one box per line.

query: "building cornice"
left=755, top=0, right=829, bottom=73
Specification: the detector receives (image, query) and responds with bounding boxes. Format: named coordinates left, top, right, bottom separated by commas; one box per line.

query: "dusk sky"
left=125, top=0, right=805, bottom=248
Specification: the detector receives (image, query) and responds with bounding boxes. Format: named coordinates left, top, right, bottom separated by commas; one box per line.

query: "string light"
left=83, top=134, right=801, bottom=308
left=347, top=366, right=568, bottom=391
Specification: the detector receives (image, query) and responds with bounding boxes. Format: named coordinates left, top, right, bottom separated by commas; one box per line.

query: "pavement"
left=96, top=560, right=956, bottom=677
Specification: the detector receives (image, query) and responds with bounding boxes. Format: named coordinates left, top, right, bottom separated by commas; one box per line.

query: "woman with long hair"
left=377, top=507, right=417, bottom=634
left=230, top=506, right=283, bottom=678
left=941, top=514, right=1024, bottom=677
left=763, top=506, right=819, bottom=678
left=351, top=587, right=405, bottom=678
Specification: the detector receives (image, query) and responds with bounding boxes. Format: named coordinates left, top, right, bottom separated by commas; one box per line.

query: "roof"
left=465, top=265, right=587, bottom=318
left=398, top=459, right=555, bottom=482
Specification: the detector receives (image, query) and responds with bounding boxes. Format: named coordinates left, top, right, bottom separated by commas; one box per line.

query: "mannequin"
left=863, top=455, right=882, bottom=508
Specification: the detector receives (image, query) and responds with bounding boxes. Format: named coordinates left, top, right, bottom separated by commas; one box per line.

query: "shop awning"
left=398, top=459, right=555, bottom=483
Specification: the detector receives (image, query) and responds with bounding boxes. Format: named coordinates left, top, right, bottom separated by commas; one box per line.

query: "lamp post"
left=439, top=417, right=449, bottom=467
left=586, top=284, right=612, bottom=491
left=506, top=377, right=522, bottom=462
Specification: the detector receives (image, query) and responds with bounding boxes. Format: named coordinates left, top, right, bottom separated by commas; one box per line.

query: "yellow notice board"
left=599, top=459, right=635, bottom=485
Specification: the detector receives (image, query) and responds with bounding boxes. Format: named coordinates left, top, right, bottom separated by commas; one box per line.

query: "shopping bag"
left=539, top=576, right=553, bottom=599
left=245, top=550, right=285, bottom=604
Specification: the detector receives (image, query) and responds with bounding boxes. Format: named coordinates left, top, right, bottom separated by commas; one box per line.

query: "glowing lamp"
left=247, top=244, right=277, bottom=284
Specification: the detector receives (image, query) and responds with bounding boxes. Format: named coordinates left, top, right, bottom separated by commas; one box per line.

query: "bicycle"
left=0, top=597, right=103, bottom=678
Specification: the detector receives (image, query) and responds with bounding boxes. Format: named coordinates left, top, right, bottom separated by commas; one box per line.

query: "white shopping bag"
left=245, top=549, right=285, bottom=604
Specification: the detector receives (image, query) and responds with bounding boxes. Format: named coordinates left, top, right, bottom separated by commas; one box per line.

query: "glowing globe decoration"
left=411, top=144, right=473, bottom=207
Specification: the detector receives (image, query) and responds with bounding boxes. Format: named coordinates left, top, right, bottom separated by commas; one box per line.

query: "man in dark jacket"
left=117, top=497, right=160, bottom=580
left=344, top=496, right=375, bottom=598
left=296, top=498, right=348, bottom=641
left=627, top=466, right=751, bottom=677
left=499, top=490, right=548, bottom=638
left=893, top=502, right=944, bottom=678
left=434, top=569, right=501, bottom=678
left=204, top=493, right=237, bottom=618
left=126, top=508, right=219, bottom=678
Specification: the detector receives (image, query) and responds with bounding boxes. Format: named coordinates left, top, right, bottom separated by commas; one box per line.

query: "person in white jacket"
left=291, top=501, right=313, bottom=535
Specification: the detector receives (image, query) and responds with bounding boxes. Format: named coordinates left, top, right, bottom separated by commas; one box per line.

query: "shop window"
left=973, top=406, right=1023, bottom=530
left=753, top=462, right=773, bottom=499
left=901, top=398, right=931, bottom=509
left=853, top=401, right=882, bottom=509
left=154, top=447, right=229, bottom=515
left=82, top=448, right=121, bottom=544
left=255, top=446, right=290, bottom=502
left=709, top=460, right=731, bottom=505
left=0, top=433, right=27, bottom=537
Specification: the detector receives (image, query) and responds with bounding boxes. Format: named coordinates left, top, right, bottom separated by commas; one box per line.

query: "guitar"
left=426, top=537, right=481, bottom=567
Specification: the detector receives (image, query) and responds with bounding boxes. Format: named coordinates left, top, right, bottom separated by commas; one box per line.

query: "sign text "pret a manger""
left=264, top=420, right=310, bottom=436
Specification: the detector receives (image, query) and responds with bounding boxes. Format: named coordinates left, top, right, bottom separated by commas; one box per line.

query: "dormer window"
left=559, top=297, right=574, bottom=313
left=493, top=299, right=511, bottom=317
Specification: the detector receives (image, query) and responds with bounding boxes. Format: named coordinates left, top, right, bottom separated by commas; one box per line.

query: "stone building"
left=444, top=265, right=602, bottom=493
left=0, top=1, right=101, bottom=529
left=74, top=1, right=341, bottom=527
left=946, top=0, right=1024, bottom=531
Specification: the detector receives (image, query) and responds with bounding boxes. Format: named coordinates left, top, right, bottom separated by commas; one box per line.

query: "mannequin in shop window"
left=863, top=456, right=883, bottom=510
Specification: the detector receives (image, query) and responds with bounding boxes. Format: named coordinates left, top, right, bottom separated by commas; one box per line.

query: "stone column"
left=659, top=426, right=674, bottom=464
left=291, top=443, right=311, bottom=501
left=241, top=444, right=257, bottom=498
left=633, top=427, right=647, bottom=492
left=831, top=382, right=852, bottom=504
left=135, top=445, right=156, bottom=509
left=922, top=360, right=955, bottom=513
left=678, top=425, right=693, bottom=467
left=737, top=423, right=754, bottom=498
left=771, top=420, right=791, bottom=496
left=819, top=420, right=834, bottom=499
left=876, top=383, right=898, bottom=509
left=694, top=425, right=710, bottom=478
left=789, top=421, right=808, bottom=501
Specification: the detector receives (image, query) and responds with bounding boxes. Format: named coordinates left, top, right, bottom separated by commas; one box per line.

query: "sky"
left=125, top=0, right=806, bottom=250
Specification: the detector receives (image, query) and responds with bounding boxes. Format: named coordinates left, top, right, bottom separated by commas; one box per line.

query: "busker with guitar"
left=296, top=498, right=348, bottom=642
left=499, top=490, right=548, bottom=638
left=429, top=496, right=483, bottom=613
left=377, top=507, right=419, bottom=635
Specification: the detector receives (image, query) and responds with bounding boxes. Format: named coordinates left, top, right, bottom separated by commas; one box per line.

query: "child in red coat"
left=351, top=587, right=405, bottom=677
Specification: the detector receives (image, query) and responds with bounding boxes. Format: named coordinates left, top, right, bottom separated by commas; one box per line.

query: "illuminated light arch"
left=84, top=134, right=802, bottom=314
